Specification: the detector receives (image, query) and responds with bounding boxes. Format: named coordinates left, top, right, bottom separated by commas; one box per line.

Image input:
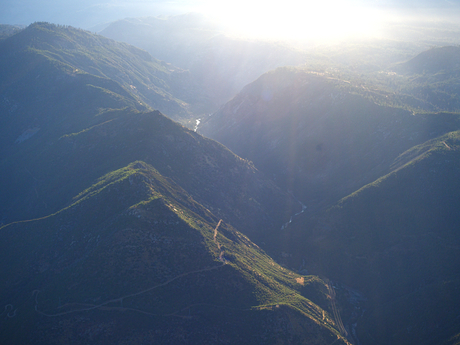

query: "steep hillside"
left=0, top=161, right=350, bottom=345
left=398, top=46, right=460, bottom=75
left=0, top=108, right=298, bottom=244
left=277, top=131, right=460, bottom=344
left=391, top=46, right=460, bottom=112
left=0, top=23, right=299, bottom=240
left=4, top=18, right=460, bottom=345
left=199, top=67, right=460, bottom=209
left=0, top=22, right=203, bottom=123
left=0, top=21, right=352, bottom=345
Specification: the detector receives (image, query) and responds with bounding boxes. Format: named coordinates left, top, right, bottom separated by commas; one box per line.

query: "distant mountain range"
left=200, top=57, right=460, bottom=344
left=199, top=67, right=460, bottom=208
left=99, top=13, right=312, bottom=112
left=199, top=59, right=460, bottom=344
left=0, top=23, right=349, bottom=345
left=1, top=22, right=217, bottom=124
left=0, top=158, right=349, bottom=344
left=281, top=130, right=460, bottom=344
left=392, top=46, right=460, bottom=112
left=2, top=19, right=460, bottom=345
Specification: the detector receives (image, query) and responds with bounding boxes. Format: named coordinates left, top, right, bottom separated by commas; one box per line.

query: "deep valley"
left=1, top=15, right=460, bottom=344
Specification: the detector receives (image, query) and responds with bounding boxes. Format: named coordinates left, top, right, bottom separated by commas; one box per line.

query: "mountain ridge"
left=277, top=129, right=460, bottom=344
left=0, top=160, right=350, bottom=344
left=0, top=22, right=210, bottom=124
left=199, top=67, right=460, bottom=209
left=3, top=19, right=460, bottom=345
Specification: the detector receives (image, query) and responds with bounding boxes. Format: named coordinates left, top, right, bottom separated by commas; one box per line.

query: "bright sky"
left=198, top=0, right=385, bottom=41
left=1, top=0, right=459, bottom=42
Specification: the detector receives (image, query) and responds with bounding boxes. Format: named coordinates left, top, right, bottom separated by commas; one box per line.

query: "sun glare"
left=200, top=0, right=383, bottom=42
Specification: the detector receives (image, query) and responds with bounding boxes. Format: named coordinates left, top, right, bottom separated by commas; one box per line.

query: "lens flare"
left=200, top=0, right=384, bottom=42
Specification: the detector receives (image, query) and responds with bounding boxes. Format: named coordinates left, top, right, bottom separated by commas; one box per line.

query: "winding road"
left=327, top=281, right=347, bottom=337
left=213, top=219, right=226, bottom=262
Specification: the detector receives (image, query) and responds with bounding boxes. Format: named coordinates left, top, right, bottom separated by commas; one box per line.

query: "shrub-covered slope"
left=0, top=23, right=298, bottom=236
left=199, top=67, right=460, bottom=208
left=0, top=161, right=350, bottom=345
left=199, top=66, right=460, bottom=343
left=0, top=108, right=298, bottom=245
left=278, top=131, right=460, bottom=344
left=0, top=22, right=201, bottom=125
left=393, top=46, right=460, bottom=112
left=0, top=21, right=351, bottom=345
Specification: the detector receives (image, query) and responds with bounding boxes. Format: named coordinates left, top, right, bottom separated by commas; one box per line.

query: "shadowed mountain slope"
left=391, top=46, right=460, bottom=112
left=0, top=22, right=204, bottom=124
left=0, top=108, right=298, bottom=243
left=199, top=67, right=460, bottom=209
left=5, top=18, right=460, bottom=345
left=0, top=161, right=350, bottom=345
left=277, top=130, right=460, bottom=344
left=398, top=46, right=460, bottom=75
left=0, top=23, right=299, bottom=238
left=199, top=66, right=460, bottom=343
left=0, top=22, right=351, bottom=345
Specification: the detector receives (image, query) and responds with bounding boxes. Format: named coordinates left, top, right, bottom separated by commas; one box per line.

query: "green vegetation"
left=0, top=24, right=328, bottom=343
left=199, top=67, right=460, bottom=210
left=4, top=18, right=460, bottom=345
left=0, top=22, right=201, bottom=127
left=199, top=63, right=460, bottom=344
left=0, top=161, right=348, bottom=344
left=0, top=24, right=24, bottom=39
left=276, top=129, right=460, bottom=344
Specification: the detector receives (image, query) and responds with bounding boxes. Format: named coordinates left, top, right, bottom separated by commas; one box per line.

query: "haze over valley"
left=1, top=1, right=460, bottom=344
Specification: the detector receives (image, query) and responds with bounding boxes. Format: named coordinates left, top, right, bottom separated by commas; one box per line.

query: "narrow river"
left=280, top=195, right=307, bottom=230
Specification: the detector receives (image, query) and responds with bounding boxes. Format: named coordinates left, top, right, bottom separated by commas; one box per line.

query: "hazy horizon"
left=2, top=0, right=460, bottom=43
